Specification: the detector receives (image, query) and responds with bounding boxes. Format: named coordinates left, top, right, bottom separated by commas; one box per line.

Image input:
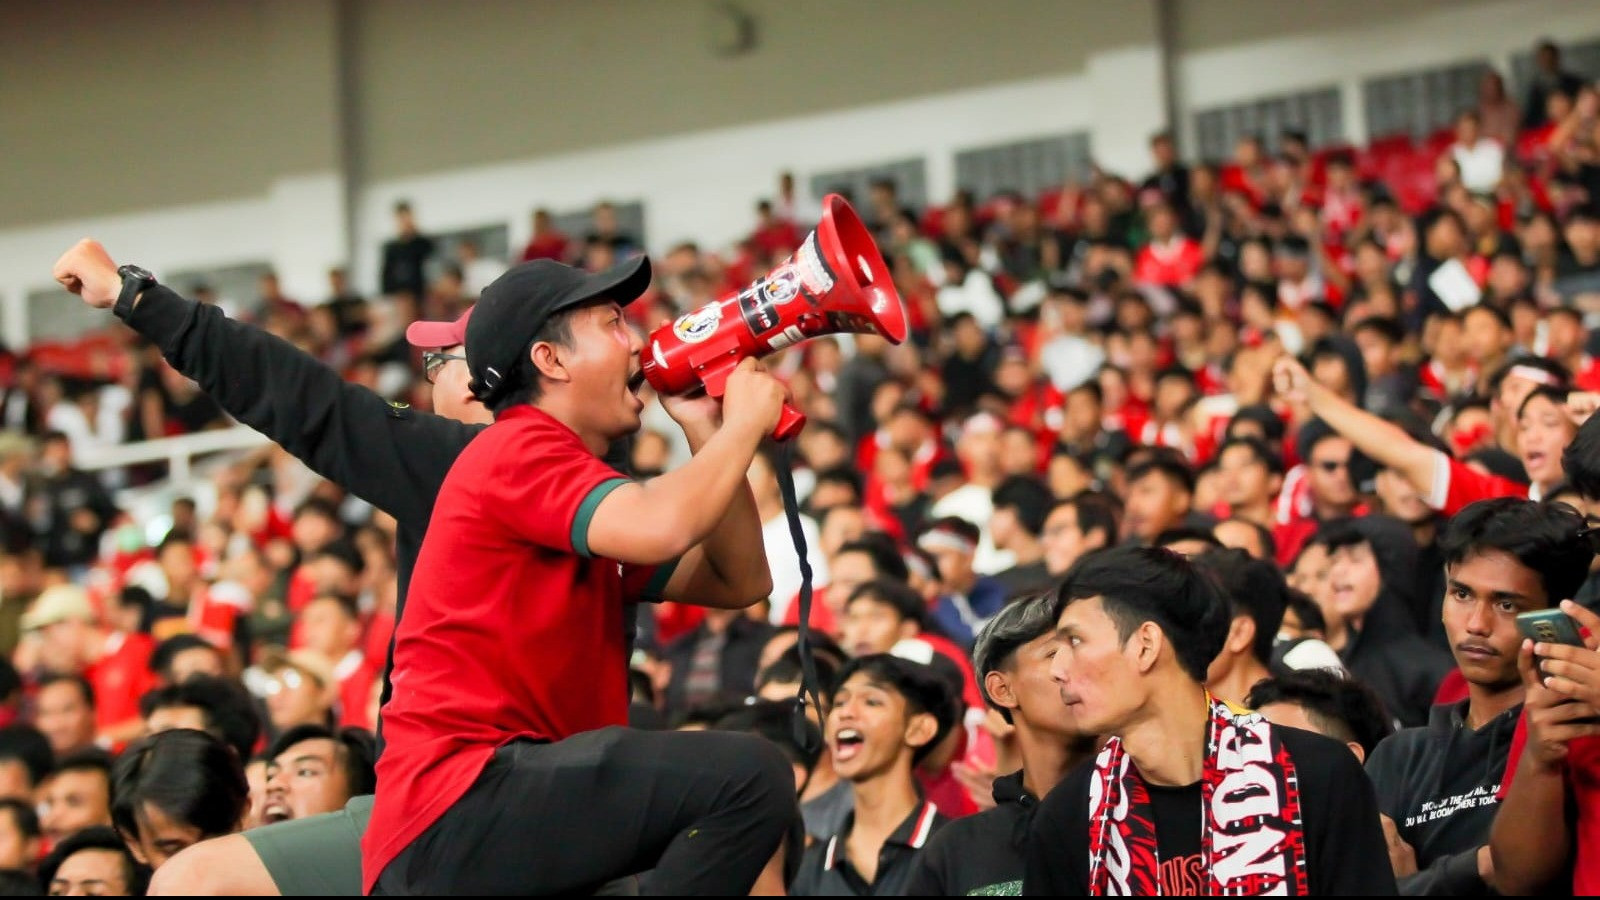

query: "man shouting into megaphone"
left=52, top=242, right=797, bottom=894
left=359, top=256, right=798, bottom=894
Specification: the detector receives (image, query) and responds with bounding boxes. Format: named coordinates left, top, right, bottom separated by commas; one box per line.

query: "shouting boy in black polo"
left=363, top=259, right=796, bottom=894
left=790, top=654, right=955, bottom=896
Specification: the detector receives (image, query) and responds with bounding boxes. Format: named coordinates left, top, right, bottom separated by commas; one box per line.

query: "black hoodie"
left=1337, top=516, right=1455, bottom=728
left=1365, top=699, right=1522, bottom=896
left=905, top=770, right=1034, bottom=896
left=1312, top=335, right=1370, bottom=410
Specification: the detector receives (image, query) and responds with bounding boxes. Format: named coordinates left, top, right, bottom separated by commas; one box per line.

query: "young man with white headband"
left=1274, top=355, right=1571, bottom=516
left=916, top=517, right=1007, bottom=649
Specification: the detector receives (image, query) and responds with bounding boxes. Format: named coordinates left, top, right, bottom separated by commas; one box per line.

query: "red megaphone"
left=639, top=194, right=908, bottom=441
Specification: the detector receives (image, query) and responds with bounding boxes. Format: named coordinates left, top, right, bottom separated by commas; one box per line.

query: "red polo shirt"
left=84, top=632, right=155, bottom=733
left=362, top=406, right=671, bottom=891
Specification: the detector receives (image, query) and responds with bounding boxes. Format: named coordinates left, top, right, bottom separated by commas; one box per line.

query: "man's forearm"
left=680, top=427, right=772, bottom=599
left=604, top=422, right=766, bottom=563
left=1305, top=382, right=1436, bottom=493
left=1489, top=756, right=1571, bottom=894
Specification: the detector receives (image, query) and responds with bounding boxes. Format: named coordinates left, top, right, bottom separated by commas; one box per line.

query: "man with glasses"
left=1039, top=492, right=1117, bottom=578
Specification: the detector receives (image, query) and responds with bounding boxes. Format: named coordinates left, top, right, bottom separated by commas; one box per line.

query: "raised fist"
left=52, top=239, right=123, bottom=309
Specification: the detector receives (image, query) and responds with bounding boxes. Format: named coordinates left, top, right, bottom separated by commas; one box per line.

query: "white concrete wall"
left=350, top=71, right=1098, bottom=295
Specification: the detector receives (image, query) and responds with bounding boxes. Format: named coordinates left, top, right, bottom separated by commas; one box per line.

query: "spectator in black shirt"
left=1140, top=130, right=1191, bottom=214
left=321, top=268, right=368, bottom=338
left=989, top=476, right=1055, bottom=599
left=378, top=201, right=435, bottom=298
left=1192, top=547, right=1289, bottom=707
left=1024, top=546, right=1395, bottom=895
left=1247, top=668, right=1396, bottom=764
left=1523, top=40, right=1587, bottom=130
left=939, top=313, right=998, bottom=418
left=1366, top=498, right=1591, bottom=895
left=661, top=606, right=773, bottom=717
left=1040, top=492, right=1118, bottom=579
left=29, top=431, right=116, bottom=571
left=907, top=594, right=1096, bottom=896
left=790, top=654, right=954, bottom=896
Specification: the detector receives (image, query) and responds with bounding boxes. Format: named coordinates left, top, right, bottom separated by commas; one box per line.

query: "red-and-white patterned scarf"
left=1086, top=697, right=1308, bottom=896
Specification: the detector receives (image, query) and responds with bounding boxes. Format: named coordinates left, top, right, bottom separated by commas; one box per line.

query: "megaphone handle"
left=772, top=403, right=806, bottom=442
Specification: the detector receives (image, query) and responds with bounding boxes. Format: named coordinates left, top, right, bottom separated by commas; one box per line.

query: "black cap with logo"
left=465, top=256, right=653, bottom=405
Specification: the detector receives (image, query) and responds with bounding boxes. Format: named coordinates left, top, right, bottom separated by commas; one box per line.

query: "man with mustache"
left=1365, top=498, right=1592, bottom=894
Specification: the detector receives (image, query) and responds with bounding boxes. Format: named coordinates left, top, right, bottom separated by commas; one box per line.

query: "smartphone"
left=1516, top=609, right=1588, bottom=648
left=1518, top=609, right=1600, bottom=725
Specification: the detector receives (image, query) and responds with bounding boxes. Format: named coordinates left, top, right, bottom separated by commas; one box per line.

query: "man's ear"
left=904, top=710, right=939, bottom=753
left=529, top=341, right=570, bottom=385
left=1134, top=620, right=1166, bottom=675
left=984, top=670, right=1020, bottom=717
left=897, top=619, right=920, bottom=641
left=1226, top=615, right=1256, bottom=656
left=1347, top=741, right=1367, bottom=765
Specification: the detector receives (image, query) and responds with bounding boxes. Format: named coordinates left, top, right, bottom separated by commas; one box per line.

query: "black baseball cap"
left=466, top=255, right=653, bottom=404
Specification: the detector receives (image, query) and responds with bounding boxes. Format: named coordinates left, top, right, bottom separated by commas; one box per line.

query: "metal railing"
left=73, top=425, right=272, bottom=482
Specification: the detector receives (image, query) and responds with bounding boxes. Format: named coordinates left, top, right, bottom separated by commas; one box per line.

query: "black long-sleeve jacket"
left=123, top=285, right=480, bottom=624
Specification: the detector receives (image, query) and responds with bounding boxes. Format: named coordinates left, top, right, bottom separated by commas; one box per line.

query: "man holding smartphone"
left=1365, top=498, right=1592, bottom=894
left=1489, top=411, right=1600, bottom=894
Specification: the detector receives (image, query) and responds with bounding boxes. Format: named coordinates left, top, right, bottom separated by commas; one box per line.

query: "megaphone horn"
left=639, top=194, right=908, bottom=441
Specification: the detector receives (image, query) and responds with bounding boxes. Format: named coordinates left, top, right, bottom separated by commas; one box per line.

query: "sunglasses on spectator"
left=1313, top=459, right=1349, bottom=472
left=423, top=352, right=467, bottom=385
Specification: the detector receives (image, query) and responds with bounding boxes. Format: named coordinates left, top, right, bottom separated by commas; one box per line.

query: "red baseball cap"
left=404, top=306, right=473, bottom=349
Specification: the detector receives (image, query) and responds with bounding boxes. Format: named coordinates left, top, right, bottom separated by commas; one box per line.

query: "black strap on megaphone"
left=774, top=440, right=824, bottom=754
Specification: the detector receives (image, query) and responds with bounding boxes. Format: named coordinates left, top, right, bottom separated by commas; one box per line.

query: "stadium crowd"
left=0, top=36, right=1597, bottom=896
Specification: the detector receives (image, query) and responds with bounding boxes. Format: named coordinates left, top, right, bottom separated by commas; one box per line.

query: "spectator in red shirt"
left=1133, top=202, right=1204, bottom=288
left=1214, top=436, right=1283, bottom=530
left=749, top=199, right=801, bottom=260
left=1221, top=133, right=1270, bottom=209
left=364, top=258, right=795, bottom=895
left=518, top=208, right=569, bottom=263
left=1545, top=307, right=1600, bottom=391
left=296, top=595, right=374, bottom=731
left=20, top=584, right=153, bottom=748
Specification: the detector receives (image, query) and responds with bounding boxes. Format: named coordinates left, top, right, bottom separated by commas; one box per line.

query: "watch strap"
left=114, top=265, right=155, bottom=320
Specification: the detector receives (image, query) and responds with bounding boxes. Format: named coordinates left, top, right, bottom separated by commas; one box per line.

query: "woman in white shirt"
left=1450, top=110, right=1505, bottom=194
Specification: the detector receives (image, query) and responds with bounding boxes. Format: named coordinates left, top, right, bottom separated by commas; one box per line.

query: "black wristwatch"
left=114, top=264, right=157, bottom=320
